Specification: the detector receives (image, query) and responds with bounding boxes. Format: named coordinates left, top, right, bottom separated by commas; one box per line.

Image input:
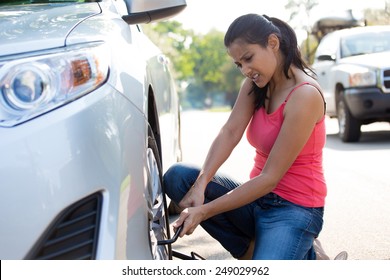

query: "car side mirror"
left=122, top=0, right=187, bottom=25
left=316, top=54, right=336, bottom=61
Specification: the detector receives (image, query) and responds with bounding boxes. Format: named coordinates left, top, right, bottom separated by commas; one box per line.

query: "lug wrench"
left=157, top=225, right=183, bottom=245
left=158, top=225, right=205, bottom=260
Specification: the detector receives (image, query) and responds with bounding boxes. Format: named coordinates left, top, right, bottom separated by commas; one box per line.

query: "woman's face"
left=227, top=38, right=278, bottom=88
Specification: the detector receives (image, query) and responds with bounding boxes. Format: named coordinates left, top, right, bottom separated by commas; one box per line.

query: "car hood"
left=341, top=51, right=390, bottom=69
left=0, top=3, right=101, bottom=57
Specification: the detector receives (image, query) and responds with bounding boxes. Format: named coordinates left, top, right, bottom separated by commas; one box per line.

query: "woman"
left=164, top=14, right=328, bottom=260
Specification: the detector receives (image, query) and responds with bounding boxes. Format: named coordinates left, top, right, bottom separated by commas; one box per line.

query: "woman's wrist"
left=193, top=174, right=209, bottom=191
left=199, top=203, right=211, bottom=221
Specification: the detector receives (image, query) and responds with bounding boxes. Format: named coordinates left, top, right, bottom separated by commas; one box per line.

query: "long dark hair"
left=224, top=14, right=315, bottom=109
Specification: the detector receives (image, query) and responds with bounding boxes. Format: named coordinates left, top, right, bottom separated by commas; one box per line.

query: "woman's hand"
left=173, top=205, right=207, bottom=237
left=178, top=183, right=205, bottom=208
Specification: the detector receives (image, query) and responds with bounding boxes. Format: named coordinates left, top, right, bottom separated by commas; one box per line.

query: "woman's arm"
left=178, top=78, right=255, bottom=208
left=196, top=79, right=255, bottom=188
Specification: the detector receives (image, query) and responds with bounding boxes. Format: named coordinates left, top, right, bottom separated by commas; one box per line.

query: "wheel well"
left=147, top=86, right=162, bottom=161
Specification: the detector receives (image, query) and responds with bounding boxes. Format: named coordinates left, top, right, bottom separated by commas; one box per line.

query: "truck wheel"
left=337, top=96, right=361, bottom=142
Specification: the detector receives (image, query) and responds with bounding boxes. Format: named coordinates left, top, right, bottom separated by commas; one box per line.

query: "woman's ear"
left=267, top=34, right=279, bottom=51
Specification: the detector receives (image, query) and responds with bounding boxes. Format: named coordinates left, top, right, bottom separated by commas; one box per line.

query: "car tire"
left=337, top=95, right=361, bottom=142
left=146, top=126, right=172, bottom=259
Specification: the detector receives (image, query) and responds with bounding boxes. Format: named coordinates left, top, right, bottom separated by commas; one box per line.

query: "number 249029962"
left=215, top=266, right=270, bottom=276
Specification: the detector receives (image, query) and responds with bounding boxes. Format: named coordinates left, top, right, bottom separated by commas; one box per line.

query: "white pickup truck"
left=312, top=26, right=390, bottom=142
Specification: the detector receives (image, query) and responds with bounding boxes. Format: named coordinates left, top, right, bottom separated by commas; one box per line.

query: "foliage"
left=142, top=20, right=195, bottom=82
left=143, top=21, right=242, bottom=108
left=190, top=30, right=228, bottom=89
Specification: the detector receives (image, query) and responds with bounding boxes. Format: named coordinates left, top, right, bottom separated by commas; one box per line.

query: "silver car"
left=0, top=0, right=185, bottom=260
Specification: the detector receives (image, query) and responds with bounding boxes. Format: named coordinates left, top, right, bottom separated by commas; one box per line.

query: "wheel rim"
left=146, top=147, right=169, bottom=260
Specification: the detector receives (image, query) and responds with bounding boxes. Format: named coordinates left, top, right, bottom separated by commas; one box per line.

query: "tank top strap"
left=284, top=82, right=327, bottom=114
left=284, top=82, right=311, bottom=102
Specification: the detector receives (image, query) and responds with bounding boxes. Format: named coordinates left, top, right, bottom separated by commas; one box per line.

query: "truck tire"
left=337, top=95, right=361, bottom=142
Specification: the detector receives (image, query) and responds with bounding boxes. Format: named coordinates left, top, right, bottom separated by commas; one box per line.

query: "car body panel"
left=0, top=3, right=101, bottom=56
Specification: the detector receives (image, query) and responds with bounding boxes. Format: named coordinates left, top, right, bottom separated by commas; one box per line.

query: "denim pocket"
left=256, top=193, right=282, bottom=209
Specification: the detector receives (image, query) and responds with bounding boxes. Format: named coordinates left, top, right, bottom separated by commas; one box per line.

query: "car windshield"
left=340, top=30, right=390, bottom=58
left=0, top=0, right=99, bottom=5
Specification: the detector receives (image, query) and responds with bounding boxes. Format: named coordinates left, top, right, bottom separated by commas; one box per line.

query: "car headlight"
left=349, top=69, right=376, bottom=87
left=0, top=42, right=109, bottom=127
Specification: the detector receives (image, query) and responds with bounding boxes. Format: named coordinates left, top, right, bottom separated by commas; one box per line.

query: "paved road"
left=168, top=110, right=390, bottom=260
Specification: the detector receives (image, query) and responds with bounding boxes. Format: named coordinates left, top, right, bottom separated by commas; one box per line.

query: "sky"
left=173, top=0, right=386, bottom=36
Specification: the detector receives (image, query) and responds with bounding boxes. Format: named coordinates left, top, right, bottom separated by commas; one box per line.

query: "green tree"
left=190, top=30, right=245, bottom=108
left=142, top=20, right=195, bottom=82
left=143, top=21, right=243, bottom=109
left=190, top=30, right=227, bottom=91
left=220, top=60, right=244, bottom=108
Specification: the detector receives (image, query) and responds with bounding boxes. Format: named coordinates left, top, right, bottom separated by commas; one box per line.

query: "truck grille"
left=382, top=68, right=390, bottom=93
left=26, top=192, right=102, bottom=260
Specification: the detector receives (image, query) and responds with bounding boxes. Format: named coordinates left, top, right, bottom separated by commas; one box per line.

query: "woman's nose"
left=241, top=65, right=251, bottom=77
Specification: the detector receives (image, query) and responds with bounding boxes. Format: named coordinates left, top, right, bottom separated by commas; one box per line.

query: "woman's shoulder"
left=289, top=79, right=323, bottom=102
left=286, top=76, right=325, bottom=121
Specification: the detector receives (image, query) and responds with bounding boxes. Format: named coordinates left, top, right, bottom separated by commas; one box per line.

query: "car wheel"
left=146, top=126, right=172, bottom=260
left=337, top=95, right=361, bottom=142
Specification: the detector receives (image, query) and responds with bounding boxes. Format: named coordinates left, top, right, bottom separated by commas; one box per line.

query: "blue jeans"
left=163, top=163, right=324, bottom=260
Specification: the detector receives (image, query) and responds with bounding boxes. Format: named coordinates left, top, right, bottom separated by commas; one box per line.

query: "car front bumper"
left=344, top=87, right=390, bottom=121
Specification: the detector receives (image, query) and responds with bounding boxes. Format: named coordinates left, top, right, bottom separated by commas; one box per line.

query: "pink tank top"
left=247, top=82, right=327, bottom=207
